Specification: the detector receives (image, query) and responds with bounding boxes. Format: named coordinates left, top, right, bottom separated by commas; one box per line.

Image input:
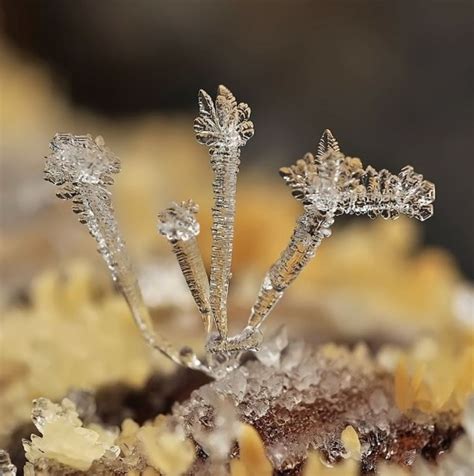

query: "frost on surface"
left=174, top=331, right=461, bottom=473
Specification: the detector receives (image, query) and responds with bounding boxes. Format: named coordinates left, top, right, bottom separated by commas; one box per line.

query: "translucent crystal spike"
left=44, top=134, right=209, bottom=374
left=194, top=86, right=254, bottom=340
left=316, top=128, right=340, bottom=159
left=248, top=210, right=334, bottom=329
left=158, top=200, right=213, bottom=333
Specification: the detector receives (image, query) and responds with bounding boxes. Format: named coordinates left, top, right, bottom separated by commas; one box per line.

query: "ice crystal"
left=44, top=134, right=209, bottom=375
left=158, top=201, right=212, bottom=333
left=44, top=86, right=435, bottom=378
left=194, top=85, right=254, bottom=342
left=173, top=333, right=461, bottom=473
left=248, top=130, right=435, bottom=329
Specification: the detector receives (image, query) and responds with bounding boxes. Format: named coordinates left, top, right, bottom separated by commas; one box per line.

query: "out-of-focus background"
left=1, top=0, right=473, bottom=278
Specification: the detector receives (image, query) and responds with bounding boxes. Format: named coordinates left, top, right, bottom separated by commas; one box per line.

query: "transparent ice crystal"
left=158, top=200, right=200, bottom=242
left=44, top=134, right=209, bottom=375
left=158, top=200, right=212, bottom=333
left=194, top=85, right=254, bottom=342
left=44, top=87, right=435, bottom=379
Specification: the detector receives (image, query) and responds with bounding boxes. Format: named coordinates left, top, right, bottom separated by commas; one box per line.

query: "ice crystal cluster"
left=174, top=329, right=462, bottom=474
left=43, top=85, right=435, bottom=379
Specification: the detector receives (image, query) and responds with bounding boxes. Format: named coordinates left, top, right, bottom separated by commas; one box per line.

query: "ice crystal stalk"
left=194, top=85, right=254, bottom=340
left=158, top=201, right=212, bottom=333
left=249, top=211, right=333, bottom=328
left=44, top=134, right=208, bottom=373
left=248, top=129, right=435, bottom=329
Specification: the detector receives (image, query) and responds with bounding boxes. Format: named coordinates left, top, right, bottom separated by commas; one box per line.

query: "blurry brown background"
left=1, top=0, right=473, bottom=277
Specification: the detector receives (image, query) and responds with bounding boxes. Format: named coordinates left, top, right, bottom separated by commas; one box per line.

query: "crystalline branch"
left=158, top=200, right=212, bottom=334
left=194, top=85, right=254, bottom=342
left=247, top=130, right=435, bottom=330
left=44, top=89, right=435, bottom=379
left=44, top=134, right=209, bottom=375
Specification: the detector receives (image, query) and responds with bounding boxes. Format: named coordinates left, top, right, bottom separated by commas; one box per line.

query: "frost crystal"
left=174, top=335, right=461, bottom=473
left=158, top=200, right=212, bottom=333
left=44, top=134, right=209, bottom=374
left=248, top=129, right=435, bottom=329
left=194, top=85, right=254, bottom=343
left=45, top=88, right=435, bottom=379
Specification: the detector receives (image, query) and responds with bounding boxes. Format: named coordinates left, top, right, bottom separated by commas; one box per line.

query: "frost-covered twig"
left=194, top=85, right=254, bottom=341
left=44, top=134, right=209, bottom=374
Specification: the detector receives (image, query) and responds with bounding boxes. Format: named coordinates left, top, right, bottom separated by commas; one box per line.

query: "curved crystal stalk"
left=248, top=210, right=334, bottom=329
left=44, top=134, right=209, bottom=374
left=158, top=200, right=213, bottom=333
left=248, top=129, right=435, bottom=330
left=194, top=85, right=254, bottom=340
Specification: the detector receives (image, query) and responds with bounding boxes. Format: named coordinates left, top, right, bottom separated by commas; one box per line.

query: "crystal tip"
left=158, top=200, right=200, bottom=242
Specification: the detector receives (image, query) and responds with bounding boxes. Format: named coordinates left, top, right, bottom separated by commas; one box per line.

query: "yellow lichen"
left=341, top=425, right=361, bottom=460
left=0, top=262, right=160, bottom=444
left=136, top=423, right=194, bottom=476
left=391, top=337, right=474, bottom=413
left=23, top=398, right=118, bottom=471
left=230, top=423, right=273, bottom=476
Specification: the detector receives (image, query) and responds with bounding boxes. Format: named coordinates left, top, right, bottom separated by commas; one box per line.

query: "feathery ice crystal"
left=44, top=86, right=435, bottom=379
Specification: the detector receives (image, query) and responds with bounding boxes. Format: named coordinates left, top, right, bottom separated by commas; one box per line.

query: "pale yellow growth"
left=24, top=399, right=118, bottom=471
left=0, top=263, right=162, bottom=444
left=230, top=424, right=273, bottom=476
left=392, top=338, right=474, bottom=413
left=302, top=452, right=358, bottom=476
left=142, top=467, right=160, bottom=476
left=341, top=425, right=361, bottom=460
left=137, top=424, right=194, bottom=476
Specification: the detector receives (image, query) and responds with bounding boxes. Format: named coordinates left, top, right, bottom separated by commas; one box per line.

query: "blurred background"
left=1, top=0, right=473, bottom=278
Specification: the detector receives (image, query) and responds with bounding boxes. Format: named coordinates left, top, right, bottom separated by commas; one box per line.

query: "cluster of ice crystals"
left=44, top=134, right=120, bottom=188
left=44, top=88, right=435, bottom=378
left=280, top=146, right=435, bottom=221
left=174, top=329, right=459, bottom=473
left=194, top=85, right=254, bottom=151
left=158, top=200, right=200, bottom=242
left=44, top=134, right=209, bottom=373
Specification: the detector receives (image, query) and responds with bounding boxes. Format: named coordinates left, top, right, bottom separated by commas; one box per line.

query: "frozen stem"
left=44, top=134, right=209, bottom=374
left=158, top=200, right=213, bottom=334
left=247, top=129, right=435, bottom=330
left=194, top=85, right=254, bottom=341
